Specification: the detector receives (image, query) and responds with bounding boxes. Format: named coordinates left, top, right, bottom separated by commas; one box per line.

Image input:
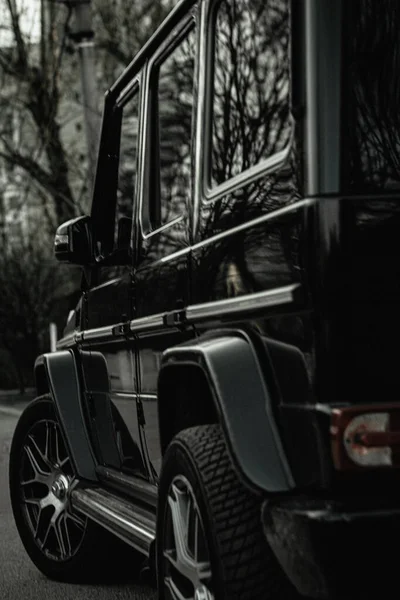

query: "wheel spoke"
left=197, top=561, right=212, bottom=582
left=40, top=519, right=53, bottom=550
left=53, top=513, right=70, bottom=559
left=66, top=511, right=86, bottom=532
left=165, top=576, right=190, bottom=600
left=24, top=441, right=50, bottom=485
left=21, top=477, right=38, bottom=486
left=44, top=422, right=52, bottom=464
left=24, top=497, right=41, bottom=507
left=166, top=479, right=213, bottom=593
left=19, top=415, right=86, bottom=562
left=194, top=513, right=199, bottom=562
left=168, top=484, right=192, bottom=568
left=34, top=506, right=46, bottom=539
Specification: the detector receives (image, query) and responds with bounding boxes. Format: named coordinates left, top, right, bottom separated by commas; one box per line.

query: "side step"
left=71, top=486, right=156, bottom=555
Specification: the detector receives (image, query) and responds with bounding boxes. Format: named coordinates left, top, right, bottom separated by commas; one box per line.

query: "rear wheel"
left=9, top=395, right=141, bottom=582
left=156, top=424, right=298, bottom=599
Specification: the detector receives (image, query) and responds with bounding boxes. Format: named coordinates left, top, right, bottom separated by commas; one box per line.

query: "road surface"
left=0, top=404, right=157, bottom=600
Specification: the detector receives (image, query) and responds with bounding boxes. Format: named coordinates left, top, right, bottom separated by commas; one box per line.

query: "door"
left=82, top=79, right=146, bottom=477
left=134, top=18, right=198, bottom=478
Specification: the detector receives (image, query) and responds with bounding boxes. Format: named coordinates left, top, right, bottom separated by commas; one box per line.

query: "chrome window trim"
left=139, top=13, right=197, bottom=240
left=198, top=0, right=293, bottom=207
left=204, top=144, right=293, bottom=205
left=191, top=198, right=313, bottom=250
left=116, top=76, right=140, bottom=108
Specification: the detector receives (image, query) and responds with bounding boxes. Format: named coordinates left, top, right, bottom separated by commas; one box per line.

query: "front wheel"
left=156, top=425, right=298, bottom=600
left=9, top=395, right=141, bottom=582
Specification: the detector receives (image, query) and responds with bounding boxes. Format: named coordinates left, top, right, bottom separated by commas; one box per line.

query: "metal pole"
left=56, top=0, right=101, bottom=201
left=49, top=322, right=58, bottom=352
left=76, top=37, right=100, bottom=192
left=74, top=1, right=100, bottom=193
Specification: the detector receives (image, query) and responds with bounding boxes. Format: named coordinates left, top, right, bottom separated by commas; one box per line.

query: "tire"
left=9, top=394, right=141, bottom=583
left=156, top=424, right=298, bottom=600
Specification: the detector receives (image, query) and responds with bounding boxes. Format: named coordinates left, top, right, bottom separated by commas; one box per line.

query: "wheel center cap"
left=194, top=586, right=212, bottom=600
left=51, top=474, right=69, bottom=499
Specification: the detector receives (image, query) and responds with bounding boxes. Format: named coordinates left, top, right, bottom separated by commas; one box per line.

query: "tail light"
left=330, top=405, right=400, bottom=470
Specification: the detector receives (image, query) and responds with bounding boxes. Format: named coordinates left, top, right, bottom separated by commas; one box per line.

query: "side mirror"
left=54, top=215, right=93, bottom=265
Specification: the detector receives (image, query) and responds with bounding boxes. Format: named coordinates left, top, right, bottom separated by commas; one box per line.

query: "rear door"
left=134, top=14, right=198, bottom=477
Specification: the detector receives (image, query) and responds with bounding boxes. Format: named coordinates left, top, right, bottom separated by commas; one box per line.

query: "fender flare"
left=34, top=351, right=97, bottom=481
left=159, top=329, right=295, bottom=494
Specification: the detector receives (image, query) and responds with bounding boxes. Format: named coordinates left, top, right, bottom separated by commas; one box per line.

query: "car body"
left=10, top=0, right=400, bottom=598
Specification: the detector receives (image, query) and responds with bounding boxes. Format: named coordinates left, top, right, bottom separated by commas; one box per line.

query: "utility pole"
left=55, top=0, right=101, bottom=197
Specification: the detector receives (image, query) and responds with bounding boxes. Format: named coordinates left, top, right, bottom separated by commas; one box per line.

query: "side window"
left=146, top=28, right=196, bottom=232
left=115, top=89, right=140, bottom=245
left=211, top=0, right=291, bottom=186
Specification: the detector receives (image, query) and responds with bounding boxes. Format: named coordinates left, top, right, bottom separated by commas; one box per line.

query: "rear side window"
left=210, top=0, right=291, bottom=187
left=146, top=28, right=196, bottom=232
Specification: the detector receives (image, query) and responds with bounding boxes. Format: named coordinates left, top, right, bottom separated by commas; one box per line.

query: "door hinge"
left=112, top=321, right=130, bottom=337
left=163, top=310, right=185, bottom=327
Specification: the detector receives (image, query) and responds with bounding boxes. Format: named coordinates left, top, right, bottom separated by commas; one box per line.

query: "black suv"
left=9, top=0, right=400, bottom=598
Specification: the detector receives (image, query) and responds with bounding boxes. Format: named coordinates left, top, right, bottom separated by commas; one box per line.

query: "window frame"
left=201, top=0, right=293, bottom=205
left=114, top=77, right=142, bottom=250
left=91, top=74, right=144, bottom=260
left=140, top=12, right=197, bottom=240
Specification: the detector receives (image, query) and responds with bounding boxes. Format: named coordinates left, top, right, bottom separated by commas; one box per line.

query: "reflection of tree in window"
left=156, top=30, right=195, bottom=228
left=116, top=93, right=139, bottom=241
left=212, top=0, right=290, bottom=185
left=342, top=0, right=400, bottom=194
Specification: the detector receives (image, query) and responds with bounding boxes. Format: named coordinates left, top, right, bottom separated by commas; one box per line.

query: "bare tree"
left=0, top=228, right=80, bottom=392
left=0, top=0, right=83, bottom=226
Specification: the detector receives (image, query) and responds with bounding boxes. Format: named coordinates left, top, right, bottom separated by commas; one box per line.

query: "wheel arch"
left=157, top=329, right=295, bottom=494
left=34, top=350, right=97, bottom=481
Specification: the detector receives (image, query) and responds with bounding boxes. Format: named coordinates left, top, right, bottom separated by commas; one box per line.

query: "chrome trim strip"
left=142, top=214, right=185, bottom=240
left=97, top=466, right=157, bottom=508
left=72, top=487, right=155, bottom=555
left=140, top=393, right=157, bottom=401
left=186, top=284, right=300, bottom=322
left=191, top=199, right=313, bottom=251
left=193, top=0, right=208, bottom=239
left=129, top=313, right=164, bottom=333
left=204, top=145, right=292, bottom=205
left=83, top=326, right=114, bottom=341
left=116, top=75, right=140, bottom=108
left=87, top=277, right=121, bottom=294
left=111, top=392, right=137, bottom=399
left=56, top=333, right=75, bottom=349
left=305, top=0, right=318, bottom=196
left=111, top=392, right=157, bottom=401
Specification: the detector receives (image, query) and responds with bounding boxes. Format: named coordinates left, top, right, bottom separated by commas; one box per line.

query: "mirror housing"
left=54, top=215, right=93, bottom=265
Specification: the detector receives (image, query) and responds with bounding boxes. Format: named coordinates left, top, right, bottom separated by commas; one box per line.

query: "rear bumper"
left=262, top=498, right=400, bottom=599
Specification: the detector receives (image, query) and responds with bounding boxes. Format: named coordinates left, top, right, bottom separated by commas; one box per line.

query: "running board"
left=71, top=487, right=156, bottom=555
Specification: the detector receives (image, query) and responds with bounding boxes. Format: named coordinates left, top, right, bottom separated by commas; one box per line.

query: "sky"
left=0, top=0, right=40, bottom=47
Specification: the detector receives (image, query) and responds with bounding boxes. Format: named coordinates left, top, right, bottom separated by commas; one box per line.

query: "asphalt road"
left=0, top=405, right=157, bottom=600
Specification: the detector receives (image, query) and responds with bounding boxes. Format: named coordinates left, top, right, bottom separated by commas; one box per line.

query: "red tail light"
left=330, top=405, right=400, bottom=470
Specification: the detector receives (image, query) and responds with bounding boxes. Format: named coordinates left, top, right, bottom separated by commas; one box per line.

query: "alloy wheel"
left=19, top=418, right=86, bottom=561
left=163, top=475, right=214, bottom=600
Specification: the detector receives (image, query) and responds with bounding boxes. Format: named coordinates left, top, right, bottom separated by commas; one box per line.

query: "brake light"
left=330, top=405, right=400, bottom=470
